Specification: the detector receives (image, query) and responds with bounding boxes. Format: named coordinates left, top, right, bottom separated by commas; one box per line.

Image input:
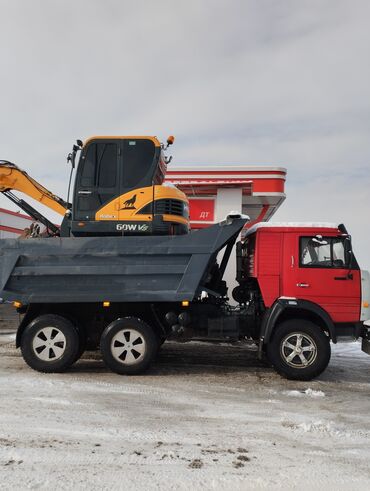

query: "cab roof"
left=83, top=136, right=161, bottom=147
left=245, top=221, right=339, bottom=237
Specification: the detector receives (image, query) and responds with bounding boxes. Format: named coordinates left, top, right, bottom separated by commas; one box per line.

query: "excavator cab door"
left=117, top=139, right=157, bottom=221
left=72, top=140, right=120, bottom=223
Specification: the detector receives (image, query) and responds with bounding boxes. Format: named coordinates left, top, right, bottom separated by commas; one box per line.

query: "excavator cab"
left=66, top=136, right=189, bottom=236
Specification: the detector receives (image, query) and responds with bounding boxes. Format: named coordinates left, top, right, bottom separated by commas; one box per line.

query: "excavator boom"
left=0, top=161, right=69, bottom=216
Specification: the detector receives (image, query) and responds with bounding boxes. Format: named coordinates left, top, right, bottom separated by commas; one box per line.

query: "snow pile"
left=283, top=388, right=325, bottom=398
left=294, top=421, right=343, bottom=436
left=282, top=419, right=344, bottom=436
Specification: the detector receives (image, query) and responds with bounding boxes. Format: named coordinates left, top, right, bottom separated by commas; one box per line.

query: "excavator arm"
left=0, top=161, right=70, bottom=236
left=0, top=161, right=69, bottom=216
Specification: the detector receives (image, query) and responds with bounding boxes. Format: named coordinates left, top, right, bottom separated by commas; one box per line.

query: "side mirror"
left=345, top=236, right=354, bottom=270
left=66, top=142, right=82, bottom=169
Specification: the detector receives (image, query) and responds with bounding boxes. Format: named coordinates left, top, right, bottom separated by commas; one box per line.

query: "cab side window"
left=300, top=237, right=349, bottom=268
left=80, top=143, right=117, bottom=189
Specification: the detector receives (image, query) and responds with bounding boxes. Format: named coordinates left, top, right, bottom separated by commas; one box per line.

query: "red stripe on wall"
left=0, top=208, right=33, bottom=220
left=0, top=224, right=23, bottom=234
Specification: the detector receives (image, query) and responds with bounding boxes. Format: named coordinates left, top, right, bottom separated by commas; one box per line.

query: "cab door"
left=288, top=234, right=361, bottom=323
left=73, top=140, right=120, bottom=221
left=117, top=138, right=157, bottom=220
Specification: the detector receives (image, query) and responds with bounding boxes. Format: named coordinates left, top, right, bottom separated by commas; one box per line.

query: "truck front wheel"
left=20, top=314, right=80, bottom=373
left=266, top=319, right=331, bottom=380
left=100, top=317, right=158, bottom=375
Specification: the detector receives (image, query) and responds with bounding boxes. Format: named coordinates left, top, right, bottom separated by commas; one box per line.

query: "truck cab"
left=237, top=222, right=370, bottom=342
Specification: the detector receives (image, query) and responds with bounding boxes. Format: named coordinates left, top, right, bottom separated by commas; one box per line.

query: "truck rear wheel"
left=266, top=319, right=331, bottom=380
left=100, top=317, right=158, bottom=375
left=20, top=314, right=80, bottom=373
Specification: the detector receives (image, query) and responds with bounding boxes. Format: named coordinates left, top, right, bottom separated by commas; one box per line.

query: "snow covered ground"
left=0, top=335, right=369, bottom=490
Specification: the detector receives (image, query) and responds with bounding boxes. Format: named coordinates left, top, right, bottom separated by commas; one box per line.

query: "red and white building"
left=165, top=165, right=286, bottom=230
left=0, top=208, right=34, bottom=239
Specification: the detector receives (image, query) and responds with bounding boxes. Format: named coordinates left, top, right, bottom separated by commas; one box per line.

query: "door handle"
left=297, top=283, right=310, bottom=288
left=334, top=275, right=353, bottom=280
left=78, top=190, right=92, bottom=195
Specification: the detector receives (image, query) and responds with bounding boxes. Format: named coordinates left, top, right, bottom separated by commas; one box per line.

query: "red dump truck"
left=2, top=216, right=369, bottom=380
left=233, top=221, right=370, bottom=378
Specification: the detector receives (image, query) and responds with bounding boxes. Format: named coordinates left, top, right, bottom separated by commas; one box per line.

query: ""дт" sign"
left=188, top=198, right=215, bottom=223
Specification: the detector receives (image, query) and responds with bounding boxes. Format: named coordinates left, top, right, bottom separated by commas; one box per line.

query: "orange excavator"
left=0, top=136, right=189, bottom=237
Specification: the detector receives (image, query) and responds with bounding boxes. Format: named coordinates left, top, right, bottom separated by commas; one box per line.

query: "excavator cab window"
left=97, top=144, right=117, bottom=188
left=122, top=139, right=156, bottom=190
left=74, top=140, right=119, bottom=220
left=80, top=142, right=118, bottom=188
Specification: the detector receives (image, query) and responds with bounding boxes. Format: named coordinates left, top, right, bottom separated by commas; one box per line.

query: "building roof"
left=166, top=165, right=287, bottom=225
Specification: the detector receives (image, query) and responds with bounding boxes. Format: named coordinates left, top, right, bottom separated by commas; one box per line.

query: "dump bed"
left=0, top=217, right=246, bottom=304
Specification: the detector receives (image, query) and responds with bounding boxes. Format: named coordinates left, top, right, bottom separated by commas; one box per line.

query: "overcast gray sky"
left=0, top=0, right=369, bottom=269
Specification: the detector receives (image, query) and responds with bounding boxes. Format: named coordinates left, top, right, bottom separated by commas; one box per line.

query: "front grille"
left=138, top=199, right=188, bottom=218
left=155, top=199, right=184, bottom=216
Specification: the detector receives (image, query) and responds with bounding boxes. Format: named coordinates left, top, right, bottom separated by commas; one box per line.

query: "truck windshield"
left=300, top=237, right=350, bottom=268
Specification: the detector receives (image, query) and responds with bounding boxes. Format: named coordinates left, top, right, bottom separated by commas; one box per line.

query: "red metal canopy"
left=166, top=166, right=286, bottom=228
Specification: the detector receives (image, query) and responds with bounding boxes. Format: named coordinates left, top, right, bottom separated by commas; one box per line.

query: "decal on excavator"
left=121, top=194, right=137, bottom=209
left=116, top=223, right=150, bottom=232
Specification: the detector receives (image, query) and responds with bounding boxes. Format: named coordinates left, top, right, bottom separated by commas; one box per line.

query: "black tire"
left=266, top=319, right=331, bottom=381
left=20, top=314, right=80, bottom=373
left=100, top=317, right=158, bottom=375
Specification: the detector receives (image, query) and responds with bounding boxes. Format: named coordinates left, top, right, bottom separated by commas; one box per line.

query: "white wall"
left=0, top=211, right=31, bottom=231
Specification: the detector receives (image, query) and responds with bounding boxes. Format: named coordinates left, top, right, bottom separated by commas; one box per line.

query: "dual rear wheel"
left=20, top=315, right=158, bottom=375
left=21, top=314, right=81, bottom=373
left=100, top=318, right=159, bottom=375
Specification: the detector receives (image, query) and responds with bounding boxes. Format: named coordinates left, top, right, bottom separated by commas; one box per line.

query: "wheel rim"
left=32, top=327, right=67, bottom=362
left=111, top=328, right=146, bottom=365
left=280, top=332, right=317, bottom=369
